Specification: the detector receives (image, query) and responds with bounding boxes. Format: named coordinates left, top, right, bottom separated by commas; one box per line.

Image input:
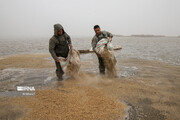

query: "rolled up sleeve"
left=91, top=37, right=98, bottom=51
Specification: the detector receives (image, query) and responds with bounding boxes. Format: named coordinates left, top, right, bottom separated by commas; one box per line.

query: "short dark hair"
left=94, top=25, right=100, bottom=29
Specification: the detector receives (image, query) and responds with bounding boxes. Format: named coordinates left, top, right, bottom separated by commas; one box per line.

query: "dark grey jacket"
left=49, top=24, right=71, bottom=61
left=91, top=31, right=113, bottom=51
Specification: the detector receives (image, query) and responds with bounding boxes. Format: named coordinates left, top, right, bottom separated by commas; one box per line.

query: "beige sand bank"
left=0, top=54, right=53, bottom=70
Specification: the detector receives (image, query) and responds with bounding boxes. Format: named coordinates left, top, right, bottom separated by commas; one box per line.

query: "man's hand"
left=56, top=58, right=61, bottom=62
left=69, top=44, right=73, bottom=49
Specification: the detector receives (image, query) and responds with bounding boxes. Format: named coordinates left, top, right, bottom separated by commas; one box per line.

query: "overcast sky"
left=0, top=0, right=180, bottom=39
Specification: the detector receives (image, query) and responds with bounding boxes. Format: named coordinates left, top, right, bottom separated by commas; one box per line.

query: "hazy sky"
left=0, top=0, right=180, bottom=38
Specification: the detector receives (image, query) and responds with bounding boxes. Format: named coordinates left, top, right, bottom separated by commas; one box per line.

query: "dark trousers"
left=55, top=61, right=64, bottom=78
left=98, top=57, right=105, bottom=74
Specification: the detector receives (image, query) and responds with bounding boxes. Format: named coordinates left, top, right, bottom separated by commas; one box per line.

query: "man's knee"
left=55, top=62, right=64, bottom=76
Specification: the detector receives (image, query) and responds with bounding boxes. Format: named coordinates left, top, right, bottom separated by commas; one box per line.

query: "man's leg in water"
left=55, top=61, right=64, bottom=80
left=98, top=56, right=105, bottom=74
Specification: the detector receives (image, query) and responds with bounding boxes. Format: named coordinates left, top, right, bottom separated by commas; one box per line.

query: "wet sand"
left=0, top=54, right=180, bottom=120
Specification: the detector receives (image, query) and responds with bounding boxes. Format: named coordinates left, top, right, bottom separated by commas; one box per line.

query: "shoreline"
left=0, top=53, right=179, bottom=70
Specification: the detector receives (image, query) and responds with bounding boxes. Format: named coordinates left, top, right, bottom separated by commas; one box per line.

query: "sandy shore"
left=0, top=54, right=54, bottom=70
left=0, top=54, right=180, bottom=120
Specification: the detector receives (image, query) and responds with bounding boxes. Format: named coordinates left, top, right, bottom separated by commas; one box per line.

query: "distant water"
left=114, top=37, right=180, bottom=65
left=0, top=37, right=180, bottom=65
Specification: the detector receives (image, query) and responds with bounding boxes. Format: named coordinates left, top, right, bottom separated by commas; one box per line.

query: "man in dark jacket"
left=49, top=24, right=72, bottom=80
left=91, top=25, right=113, bottom=74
